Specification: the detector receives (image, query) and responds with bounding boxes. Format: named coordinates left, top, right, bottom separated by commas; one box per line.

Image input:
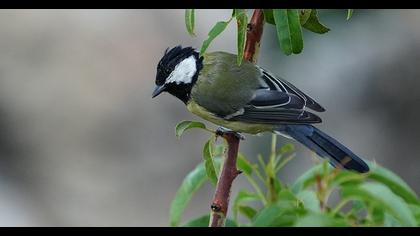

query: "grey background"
left=0, top=9, right=419, bottom=226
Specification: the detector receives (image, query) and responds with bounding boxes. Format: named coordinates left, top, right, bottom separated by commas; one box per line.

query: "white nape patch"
left=224, top=108, right=245, bottom=120
left=165, top=56, right=197, bottom=85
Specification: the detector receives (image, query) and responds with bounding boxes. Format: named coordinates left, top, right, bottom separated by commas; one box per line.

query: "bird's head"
left=152, top=45, right=203, bottom=104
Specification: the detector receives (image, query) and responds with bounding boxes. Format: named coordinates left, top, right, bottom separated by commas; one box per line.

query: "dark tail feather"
left=278, top=125, right=369, bottom=173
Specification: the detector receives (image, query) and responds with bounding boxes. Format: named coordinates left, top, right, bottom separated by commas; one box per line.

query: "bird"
left=152, top=45, right=369, bottom=173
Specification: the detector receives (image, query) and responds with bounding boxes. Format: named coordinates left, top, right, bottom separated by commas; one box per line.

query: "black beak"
left=152, top=84, right=166, bottom=98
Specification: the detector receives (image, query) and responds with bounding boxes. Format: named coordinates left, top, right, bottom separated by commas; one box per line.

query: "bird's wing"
left=258, top=66, right=326, bottom=112
left=193, top=52, right=324, bottom=125
left=226, top=89, right=322, bottom=124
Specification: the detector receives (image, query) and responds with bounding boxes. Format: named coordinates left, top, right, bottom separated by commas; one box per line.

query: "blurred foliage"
left=185, top=9, right=351, bottom=63
left=170, top=121, right=420, bottom=226
left=171, top=121, right=420, bottom=227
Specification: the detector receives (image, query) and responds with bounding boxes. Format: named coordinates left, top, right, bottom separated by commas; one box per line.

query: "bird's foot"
left=215, top=127, right=245, bottom=140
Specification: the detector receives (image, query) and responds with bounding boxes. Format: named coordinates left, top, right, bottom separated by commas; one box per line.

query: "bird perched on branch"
left=152, top=45, right=369, bottom=173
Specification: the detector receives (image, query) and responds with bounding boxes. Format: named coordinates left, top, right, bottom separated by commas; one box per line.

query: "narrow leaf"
left=233, top=189, right=261, bottom=221
left=251, top=205, right=284, bottom=226
left=330, top=170, right=365, bottom=188
left=252, top=201, right=301, bottom=226
left=371, top=207, right=386, bottom=225
left=302, top=9, right=330, bottom=34
left=263, top=9, right=275, bottom=25
left=277, top=189, right=298, bottom=201
left=299, top=9, right=312, bottom=25
left=341, top=182, right=417, bottom=226
left=296, top=190, right=321, bottom=213
left=175, top=120, right=207, bottom=138
left=182, top=214, right=238, bottom=227
left=169, top=158, right=222, bottom=226
left=279, top=143, right=295, bottom=154
left=238, top=205, right=257, bottom=220
left=347, top=9, right=354, bottom=20
left=235, top=9, right=248, bottom=65
left=273, top=9, right=304, bottom=55
left=212, top=143, right=226, bottom=177
left=291, top=162, right=328, bottom=194
left=200, top=21, right=230, bottom=55
left=367, top=161, right=420, bottom=205
left=294, top=212, right=349, bottom=226
left=237, top=153, right=253, bottom=176
left=203, top=139, right=218, bottom=186
left=408, top=204, right=420, bottom=226
left=185, top=9, right=195, bottom=36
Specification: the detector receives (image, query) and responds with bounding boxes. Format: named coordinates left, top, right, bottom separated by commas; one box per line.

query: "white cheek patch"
left=166, top=56, right=197, bottom=85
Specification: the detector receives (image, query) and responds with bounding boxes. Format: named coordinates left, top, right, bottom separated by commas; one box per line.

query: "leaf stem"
left=245, top=175, right=268, bottom=205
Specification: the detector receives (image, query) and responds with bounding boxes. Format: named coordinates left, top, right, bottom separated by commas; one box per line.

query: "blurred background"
left=0, top=9, right=419, bottom=226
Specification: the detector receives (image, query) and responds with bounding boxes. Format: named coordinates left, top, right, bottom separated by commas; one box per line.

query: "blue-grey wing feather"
left=228, top=106, right=322, bottom=124
left=258, top=66, right=326, bottom=112
left=225, top=68, right=324, bottom=124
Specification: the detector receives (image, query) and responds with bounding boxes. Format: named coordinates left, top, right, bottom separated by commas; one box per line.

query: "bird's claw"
left=215, top=127, right=245, bottom=140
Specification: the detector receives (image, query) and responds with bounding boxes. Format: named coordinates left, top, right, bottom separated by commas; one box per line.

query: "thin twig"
left=209, top=9, right=265, bottom=227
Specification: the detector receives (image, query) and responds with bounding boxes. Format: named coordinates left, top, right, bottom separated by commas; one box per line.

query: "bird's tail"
left=276, top=125, right=369, bottom=173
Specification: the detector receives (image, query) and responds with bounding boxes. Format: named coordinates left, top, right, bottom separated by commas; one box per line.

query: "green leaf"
left=367, top=161, right=420, bottom=205
left=347, top=9, right=354, bottom=20
left=299, top=9, right=312, bottom=25
left=291, top=162, right=328, bottom=194
left=272, top=177, right=283, bottom=196
left=384, top=213, right=401, bottom=226
left=341, top=182, right=417, bottom=226
left=263, top=9, right=275, bottom=25
left=279, top=143, right=295, bottom=154
left=234, top=9, right=247, bottom=65
left=277, top=189, right=298, bottom=202
left=330, top=169, right=365, bottom=188
left=302, top=9, right=330, bottom=34
left=212, top=143, right=225, bottom=177
left=182, top=214, right=237, bottom=227
left=203, top=139, right=218, bottom=186
left=408, top=204, right=420, bottom=226
left=238, top=205, right=258, bottom=220
left=294, top=212, right=349, bottom=226
left=175, top=120, right=207, bottom=138
left=212, top=143, right=226, bottom=158
left=273, top=9, right=304, bottom=55
left=275, top=154, right=295, bottom=173
left=185, top=9, right=195, bottom=36
left=296, top=190, right=321, bottom=213
left=371, top=207, right=385, bottom=225
left=237, top=153, right=253, bottom=176
left=233, top=189, right=261, bottom=221
left=252, top=201, right=302, bottom=226
left=200, top=21, right=230, bottom=55
left=351, top=199, right=366, bottom=214
left=251, top=204, right=285, bottom=226
left=169, top=158, right=222, bottom=226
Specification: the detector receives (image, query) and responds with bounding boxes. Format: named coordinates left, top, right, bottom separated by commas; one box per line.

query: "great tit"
left=152, top=45, right=369, bottom=173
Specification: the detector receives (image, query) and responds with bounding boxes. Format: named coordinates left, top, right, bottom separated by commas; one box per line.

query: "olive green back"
left=191, top=51, right=261, bottom=116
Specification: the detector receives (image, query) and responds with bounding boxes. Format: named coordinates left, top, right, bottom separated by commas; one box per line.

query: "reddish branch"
left=244, top=9, right=265, bottom=63
left=209, top=9, right=265, bottom=227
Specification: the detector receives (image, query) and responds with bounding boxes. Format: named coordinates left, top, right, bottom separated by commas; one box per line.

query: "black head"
left=152, top=45, right=203, bottom=104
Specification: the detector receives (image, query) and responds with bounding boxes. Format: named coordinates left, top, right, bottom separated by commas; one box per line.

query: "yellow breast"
left=186, top=100, right=273, bottom=134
